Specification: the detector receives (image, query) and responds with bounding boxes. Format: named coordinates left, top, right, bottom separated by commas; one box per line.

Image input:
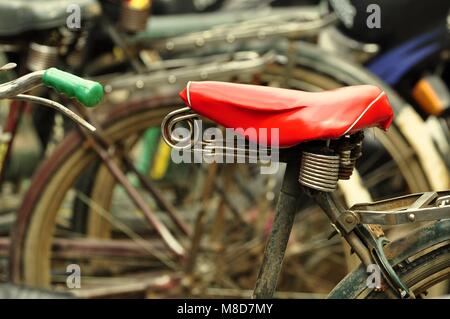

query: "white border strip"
left=343, top=91, right=386, bottom=135
left=186, top=81, right=192, bottom=107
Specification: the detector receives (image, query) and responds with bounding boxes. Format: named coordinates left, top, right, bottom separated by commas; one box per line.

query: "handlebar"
left=43, top=68, right=104, bottom=107
left=0, top=67, right=104, bottom=131
left=0, top=68, right=104, bottom=107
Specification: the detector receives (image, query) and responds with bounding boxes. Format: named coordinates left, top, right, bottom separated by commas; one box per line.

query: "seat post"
left=253, top=155, right=304, bottom=299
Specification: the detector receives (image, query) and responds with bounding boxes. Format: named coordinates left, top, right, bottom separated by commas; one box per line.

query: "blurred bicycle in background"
left=0, top=0, right=448, bottom=298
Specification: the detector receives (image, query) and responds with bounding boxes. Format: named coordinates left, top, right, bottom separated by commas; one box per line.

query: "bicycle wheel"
left=11, top=89, right=272, bottom=295
left=79, top=69, right=442, bottom=296
left=11, top=43, right=446, bottom=296
left=74, top=41, right=448, bottom=296
left=329, top=220, right=450, bottom=299
left=11, top=91, right=186, bottom=290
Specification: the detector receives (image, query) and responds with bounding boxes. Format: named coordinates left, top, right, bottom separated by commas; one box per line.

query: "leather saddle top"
left=179, top=81, right=394, bottom=147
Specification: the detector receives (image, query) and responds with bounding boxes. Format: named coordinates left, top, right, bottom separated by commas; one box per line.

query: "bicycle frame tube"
left=252, top=145, right=439, bottom=298
left=72, top=103, right=187, bottom=257
left=253, top=155, right=303, bottom=299
left=253, top=148, right=373, bottom=299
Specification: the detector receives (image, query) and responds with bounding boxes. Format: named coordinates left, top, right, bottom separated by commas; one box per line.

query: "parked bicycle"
left=1, top=0, right=448, bottom=298
left=162, top=80, right=450, bottom=299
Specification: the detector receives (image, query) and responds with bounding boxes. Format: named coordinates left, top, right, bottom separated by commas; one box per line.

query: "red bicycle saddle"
left=179, top=81, right=394, bottom=147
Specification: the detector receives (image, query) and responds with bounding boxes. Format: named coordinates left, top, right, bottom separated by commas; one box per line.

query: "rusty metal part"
left=336, top=210, right=360, bottom=233
left=328, top=219, right=450, bottom=298
left=73, top=103, right=185, bottom=258
left=309, top=190, right=372, bottom=266
left=119, top=3, right=150, bottom=33
left=338, top=134, right=362, bottom=180
left=309, top=190, right=413, bottom=298
left=350, top=191, right=450, bottom=225
left=367, top=224, right=385, bottom=238
left=297, top=134, right=363, bottom=190
left=338, top=149, right=354, bottom=179
left=253, top=157, right=303, bottom=299
left=359, top=226, right=414, bottom=298
left=312, top=190, right=448, bottom=298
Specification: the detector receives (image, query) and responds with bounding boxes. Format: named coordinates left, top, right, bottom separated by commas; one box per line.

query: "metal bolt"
left=200, top=71, right=208, bottom=80
left=195, top=38, right=205, bottom=47
left=345, top=215, right=355, bottom=224
left=104, top=85, right=112, bottom=93
left=265, top=191, right=275, bottom=201
left=226, top=34, right=235, bottom=43
left=165, top=41, right=174, bottom=51
left=408, top=213, right=416, bottom=222
left=168, top=75, right=176, bottom=84
left=136, top=80, right=144, bottom=89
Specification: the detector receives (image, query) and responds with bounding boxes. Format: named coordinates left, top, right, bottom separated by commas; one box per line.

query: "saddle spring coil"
left=299, top=152, right=340, bottom=192
left=162, top=107, right=275, bottom=161
left=339, top=141, right=362, bottom=180
left=299, top=136, right=362, bottom=192
left=161, top=107, right=200, bottom=149
left=338, top=149, right=353, bottom=180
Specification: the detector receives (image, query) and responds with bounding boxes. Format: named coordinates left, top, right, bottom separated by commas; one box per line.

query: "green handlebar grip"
left=42, top=68, right=104, bottom=107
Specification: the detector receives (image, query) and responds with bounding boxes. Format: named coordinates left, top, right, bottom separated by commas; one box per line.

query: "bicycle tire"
left=10, top=91, right=181, bottom=287
left=10, top=43, right=446, bottom=293
left=81, top=71, right=433, bottom=294
left=35, top=75, right=436, bottom=296
left=328, top=220, right=450, bottom=299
